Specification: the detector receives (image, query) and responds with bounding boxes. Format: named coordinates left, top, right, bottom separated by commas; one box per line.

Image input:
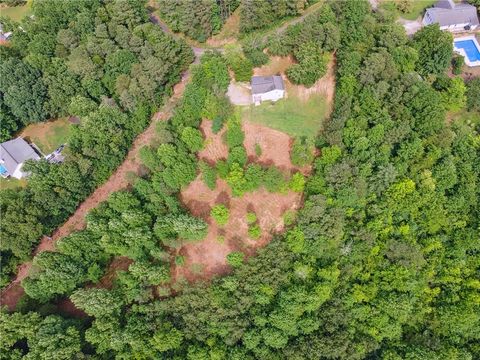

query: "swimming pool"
left=454, top=36, right=480, bottom=67
left=0, top=164, right=8, bottom=177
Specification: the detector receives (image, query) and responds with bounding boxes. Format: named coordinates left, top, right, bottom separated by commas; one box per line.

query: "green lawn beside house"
left=379, top=0, right=436, bottom=21
left=240, top=93, right=327, bottom=138
left=0, top=0, right=32, bottom=22
left=20, top=118, right=72, bottom=154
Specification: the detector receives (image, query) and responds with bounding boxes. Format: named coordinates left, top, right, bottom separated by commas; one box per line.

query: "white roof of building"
left=425, top=0, right=479, bottom=27
left=0, top=138, right=40, bottom=175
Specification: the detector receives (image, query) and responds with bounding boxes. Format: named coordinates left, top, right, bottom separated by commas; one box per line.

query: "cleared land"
left=240, top=54, right=335, bottom=138
left=0, top=0, right=32, bottom=21
left=379, top=0, right=436, bottom=21
left=20, top=118, right=72, bottom=154
left=0, top=71, right=191, bottom=311
left=177, top=119, right=310, bottom=283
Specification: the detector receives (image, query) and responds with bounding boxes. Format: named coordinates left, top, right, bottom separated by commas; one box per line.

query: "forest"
left=1, top=0, right=480, bottom=359
left=0, top=0, right=193, bottom=286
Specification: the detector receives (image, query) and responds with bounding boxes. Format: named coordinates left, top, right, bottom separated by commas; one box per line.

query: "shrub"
left=255, top=143, right=262, bottom=157
left=216, top=160, right=230, bottom=179
left=175, top=256, right=185, bottom=266
left=181, top=127, right=204, bottom=152
left=291, top=137, right=314, bottom=166
left=248, top=224, right=261, bottom=240
left=289, top=173, right=305, bottom=192
left=466, top=78, right=480, bottom=112
left=224, top=118, right=245, bottom=148
left=283, top=210, right=296, bottom=227
left=246, top=212, right=257, bottom=224
left=227, top=146, right=248, bottom=167
left=216, top=235, right=225, bottom=244
left=244, top=164, right=263, bottom=191
left=263, top=167, right=286, bottom=193
left=452, top=55, right=464, bottom=75
left=199, top=161, right=217, bottom=190
left=211, top=204, right=230, bottom=226
left=226, top=162, right=247, bottom=196
left=226, top=252, right=245, bottom=267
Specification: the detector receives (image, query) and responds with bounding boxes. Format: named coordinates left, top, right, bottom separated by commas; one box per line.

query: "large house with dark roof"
left=422, top=0, right=479, bottom=32
left=0, top=138, right=40, bottom=179
left=251, top=76, right=285, bottom=106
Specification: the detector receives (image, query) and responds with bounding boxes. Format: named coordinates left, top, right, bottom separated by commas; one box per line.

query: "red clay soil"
left=0, top=72, right=191, bottom=311
left=175, top=119, right=311, bottom=283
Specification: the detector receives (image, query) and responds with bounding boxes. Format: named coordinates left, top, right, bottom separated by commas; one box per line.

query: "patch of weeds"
left=248, top=224, right=261, bottom=240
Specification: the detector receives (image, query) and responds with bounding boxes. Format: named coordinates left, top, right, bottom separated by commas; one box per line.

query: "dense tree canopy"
left=1, top=1, right=479, bottom=359
left=0, top=0, right=193, bottom=287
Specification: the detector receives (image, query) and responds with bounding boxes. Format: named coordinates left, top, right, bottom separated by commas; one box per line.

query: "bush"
left=246, top=212, right=257, bottom=224
left=244, top=164, right=263, bottom=191
left=175, top=256, right=185, bottom=266
left=181, top=127, right=204, bottom=152
left=248, top=224, right=261, bottom=240
left=255, top=143, right=262, bottom=157
left=466, top=78, right=480, bottom=112
left=224, top=117, right=245, bottom=148
left=452, top=55, right=464, bottom=75
left=211, top=204, right=230, bottom=226
left=226, top=162, right=247, bottom=196
left=283, top=210, right=296, bottom=227
left=199, top=161, right=217, bottom=190
left=289, top=172, right=306, bottom=192
left=227, top=146, right=248, bottom=167
left=291, top=137, right=314, bottom=166
left=263, top=167, right=286, bottom=193
left=226, top=251, right=245, bottom=267
left=216, top=160, right=230, bottom=179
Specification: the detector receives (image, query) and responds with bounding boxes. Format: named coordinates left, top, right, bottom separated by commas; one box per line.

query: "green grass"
left=240, top=93, right=327, bottom=138
left=0, top=177, right=27, bottom=191
left=0, top=0, right=32, bottom=22
left=20, top=118, right=72, bottom=154
left=379, top=0, right=436, bottom=21
left=449, top=109, right=480, bottom=128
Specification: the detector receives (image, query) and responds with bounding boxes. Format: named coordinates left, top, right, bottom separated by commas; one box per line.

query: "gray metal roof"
left=0, top=138, right=40, bottom=175
left=251, top=76, right=284, bottom=95
left=435, top=0, right=455, bottom=9
left=425, top=1, right=479, bottom=27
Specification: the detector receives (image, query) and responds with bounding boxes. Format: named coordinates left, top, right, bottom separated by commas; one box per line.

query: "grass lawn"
left=448, top=109, right=480, bottom=128
left=240, top=93, right=327, bottom=138
left=0, top=0, right=32, bottom=21
left=379, top=0, right=436, bottom=21
left=0, top=177, right=27, bottom=191
left=20, top=118, right=72, bottom=154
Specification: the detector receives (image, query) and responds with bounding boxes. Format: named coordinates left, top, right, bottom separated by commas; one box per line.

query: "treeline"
left=19, top=52, right=230, bottom=306
left=157, top=0, right=239, bottom=42
left=239, top=0, right=309, bottom=33
left=0, top=0, right=193, bottom=287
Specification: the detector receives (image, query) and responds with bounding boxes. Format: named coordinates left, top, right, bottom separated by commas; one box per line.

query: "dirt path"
left=0, top=72, right=190, bottom=311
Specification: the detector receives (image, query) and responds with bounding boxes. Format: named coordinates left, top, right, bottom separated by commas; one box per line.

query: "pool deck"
left=454, top=35, right=480, bottom=67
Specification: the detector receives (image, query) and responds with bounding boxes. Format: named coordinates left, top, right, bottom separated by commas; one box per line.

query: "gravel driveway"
left=227, top=82, right=252, bottom=105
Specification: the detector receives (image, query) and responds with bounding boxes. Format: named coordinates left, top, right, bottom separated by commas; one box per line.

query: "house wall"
left=12, top=164, right=25, bottom=179
left=262, top=90, right=284, bottom=102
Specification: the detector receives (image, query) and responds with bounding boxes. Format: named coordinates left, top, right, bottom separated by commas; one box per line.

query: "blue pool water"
left=454, top=40, right=480, bottom=62
left=0, top=164, right=8, bottom=176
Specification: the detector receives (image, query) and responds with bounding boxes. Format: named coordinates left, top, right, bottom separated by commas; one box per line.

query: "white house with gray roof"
left=251, top=76, right=285, bottom=106
left=0, top=138, right=40, bottom=179
left=422, top=0, right=479, bottom=32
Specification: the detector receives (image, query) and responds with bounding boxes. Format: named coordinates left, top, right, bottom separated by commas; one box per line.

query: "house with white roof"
left=0, top=138, right=41, bottom=179
left=422, top=0, right=479, bottom=32
left=251, top=76, right=285, bottom=106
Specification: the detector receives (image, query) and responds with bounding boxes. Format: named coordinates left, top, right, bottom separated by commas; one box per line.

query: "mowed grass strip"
left=20, top=118, right=72, bottom=154
left=379, top=0, right=436, bottom=21
left=240, top=93, right=327, bottom=138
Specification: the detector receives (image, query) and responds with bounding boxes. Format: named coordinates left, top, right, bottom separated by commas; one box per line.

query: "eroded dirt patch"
left=176, top=119, right=310, bottom=283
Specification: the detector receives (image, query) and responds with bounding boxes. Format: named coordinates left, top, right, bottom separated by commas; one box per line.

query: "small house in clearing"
left=0, top=138, right=40, bottom=179
left=251, top=76, right=285, bottom=106
left=422, top=0, right=479, bottom=32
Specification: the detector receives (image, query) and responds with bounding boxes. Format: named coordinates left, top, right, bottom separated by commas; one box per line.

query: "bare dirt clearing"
left=176, top=119, right=310, bottom=283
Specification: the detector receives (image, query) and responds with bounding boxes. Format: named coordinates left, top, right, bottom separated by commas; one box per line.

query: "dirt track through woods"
left=0, top=72, right=190, bottom=311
